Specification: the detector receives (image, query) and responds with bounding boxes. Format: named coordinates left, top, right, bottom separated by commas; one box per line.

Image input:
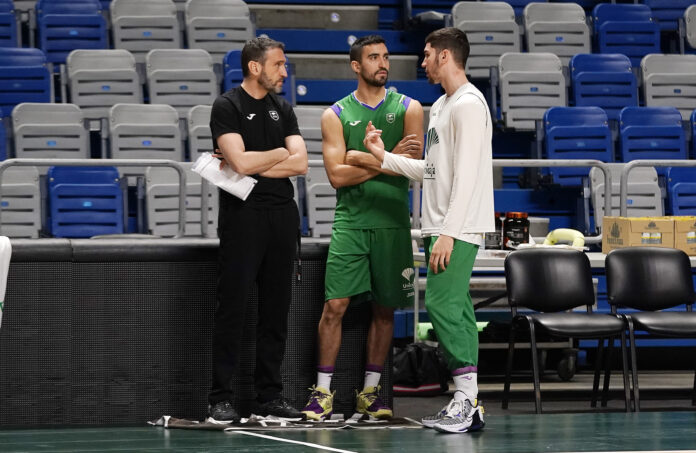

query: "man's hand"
left=212, top=149, right=227, bottom=170
left=363, top=121, right=386, bottom=162
left=392, top=134, right=423, bottom=159
left=429, top=235, right=454, bottom=274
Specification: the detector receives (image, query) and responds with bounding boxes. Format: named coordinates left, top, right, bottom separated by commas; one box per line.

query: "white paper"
left=192, top=153, right=257, bottom=201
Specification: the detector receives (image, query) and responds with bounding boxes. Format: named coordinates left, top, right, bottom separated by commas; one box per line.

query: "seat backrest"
left=185, top=0, right=254, bottom=59
left=36, top=0, right=108, bottom=64
left=618, top=106, right=686, bottom=164
left=294, top=105, right=324, bottom=162
left=666, top=166, right=696, bottom=215
left=570, top=53, right=637, bottom=121
left=110, top=0, right=181, bottom=64
left=188, top=104, right=212, bottom=158
left=589, top=163, right=663, bottom=229
left=592, top=3, right=660, bottom=67
left=544, top=106, right=612, bottom=186
left=643, top=0, right=693, bottom=31
left=484, top=0, right=546, bottom=17
left=109, top=103, right=183, bottom=170
left=145, top=162, right=218, bottom=238
left=606, top=247, right=694, bottom=310
left=46, top=165, right=124, bottom=238
left=305, top=166, right=335, bottom=238
left=687, top=4, right=696, bottom=49
left=0, top=48, right=52, bottom=116
left=0, top=166, right=41, bottom=238
left=524, top=2, right=590, bottom=65
left=223, top=49, right=243, bottom=90
left=498, top=52, right=566, bottom=130
left=0, top=0, right=18, bottom=48
left=505, top=248, right=595, bottom=312
left=642, top=53, right=696, bottom=121
left=146, top=49, right=219, bottom=118
left=452, top=1, right=521, bottom=79
left=67, top=49, right=142, bottom=120
left=12, top=102, right=89, bottom=162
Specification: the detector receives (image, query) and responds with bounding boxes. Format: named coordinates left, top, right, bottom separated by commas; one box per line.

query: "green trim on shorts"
left=324, top=228, right=415, bottom=308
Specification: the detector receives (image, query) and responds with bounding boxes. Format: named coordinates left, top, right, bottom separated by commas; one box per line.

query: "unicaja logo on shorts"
left=401, top=268, right=415, bottom=290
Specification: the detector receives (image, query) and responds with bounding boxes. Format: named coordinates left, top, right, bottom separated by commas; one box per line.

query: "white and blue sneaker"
left=431, top=396, right=485, bottom=434
left=421, top=398, right=458, bottom=428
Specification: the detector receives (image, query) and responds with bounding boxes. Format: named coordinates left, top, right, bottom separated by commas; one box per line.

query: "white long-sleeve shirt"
left=382, top=82, right=495, bottom=245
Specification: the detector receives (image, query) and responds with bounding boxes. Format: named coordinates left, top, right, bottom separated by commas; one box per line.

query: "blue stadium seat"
left=593, top=4, right=660, bottom=67
left=36, top=0, right=108, bottom=65
left=47, top=166, right=124, bottom=238
left=666, top=166, right=696, bottom=215
left=570, top=53, right=638, bottom=121
left=544, top=106, right=613, bottom=186
left=0, top=48, right=52, bottom=116
left=485, top=0, right=547, bottom=16
left=642, top=0, right=696, bottom=31
left=618, top=106, right=687, bottom=173
left=0, top=0, right=17, bottom=48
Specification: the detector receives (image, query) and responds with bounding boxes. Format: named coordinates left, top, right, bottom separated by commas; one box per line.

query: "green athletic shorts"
left=324, top=227, right=415, bottom=308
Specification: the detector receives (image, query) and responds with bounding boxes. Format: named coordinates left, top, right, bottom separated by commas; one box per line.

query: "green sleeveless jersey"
left=330, top=90, right=412, bottom=229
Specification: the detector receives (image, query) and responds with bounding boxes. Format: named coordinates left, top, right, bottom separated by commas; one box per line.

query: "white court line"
left=227, top=430, right=358, bottom=453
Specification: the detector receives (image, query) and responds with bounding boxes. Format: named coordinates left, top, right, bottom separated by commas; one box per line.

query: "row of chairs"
left=504, top=246, right=696, bottom=413
left=493, top=52, right=696, bottom=130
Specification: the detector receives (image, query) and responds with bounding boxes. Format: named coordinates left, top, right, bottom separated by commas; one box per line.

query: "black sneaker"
left=208, top=400, right=240, bottom=423
left=255, top=398, right=306, bottom=420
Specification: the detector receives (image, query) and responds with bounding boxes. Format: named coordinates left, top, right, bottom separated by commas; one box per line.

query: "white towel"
left=192, top=153, right=257, bottom=201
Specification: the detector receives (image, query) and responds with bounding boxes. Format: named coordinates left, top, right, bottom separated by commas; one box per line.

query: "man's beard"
left=260, top=70, right=284, bottom=93
left=361, top=68, right=388, bottom=87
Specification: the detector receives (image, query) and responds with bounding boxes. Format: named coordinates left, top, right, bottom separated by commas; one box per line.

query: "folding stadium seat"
left=543, top=106, right=613, bottom=187
left=146, top=49, right=219, bottom=118
left=145, top=162, right=218, bottom=238
left=0, top=48, right=52, bottom=117
left=592, top=4, right=660, bottom=67
left=642, top=53, right=696, bottom=121
left=185, top=0, right=254, bottom=60
left=110, top=0, right=181, bottom=64
left=0, top=0, right=18, bottom=47
left=46, top=165, right=124, bottom=238
left=452, top=1, right=521, bottom=79
left=305, top=165, right=334, bottom=238
left=523, top=2, right=590, bottom=65
left=642, top=0, right=696, bottom=32
left=589, top=163, right=663, bottom=232
left=187, top=105, right=212, bottom=159
left=665, top=166, right=696, bottom=215
left=66, top=49, right=142, bottom=120
left=295, top=106, right=325, bottom=163
left=498, top=52, right=566, bottom=130
left=0, top=166, right=41, bottom=238
left=12, top=103, right=89, bottom=163
left=570, top=53, right=638, bottom=121
left=35, top=0, right=108, bottom=65
left=109, top=104, right=184, bottom=176
left=485, top=0, right=546, bottom=17
left=618, top=106, right=687, bottom=166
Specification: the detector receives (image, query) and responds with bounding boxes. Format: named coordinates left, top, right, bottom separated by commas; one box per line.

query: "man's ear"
left=350, top=59, right=361, bottom=75
left=248, top=60, right=261, bottom=76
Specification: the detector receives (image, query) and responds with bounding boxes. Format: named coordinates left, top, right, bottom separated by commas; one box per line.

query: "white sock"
left=317, top=371, right=332, bottom=391
left=453, top=372, right=478, bottom=403
left=363, top=370, right=381, bottom=390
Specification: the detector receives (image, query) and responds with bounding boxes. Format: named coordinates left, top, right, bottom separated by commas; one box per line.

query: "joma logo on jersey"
left=426, top=127, right=439, bottom=150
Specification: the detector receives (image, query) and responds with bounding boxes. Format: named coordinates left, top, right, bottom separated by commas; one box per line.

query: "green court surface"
left=1, top=412, right=695, bottom=453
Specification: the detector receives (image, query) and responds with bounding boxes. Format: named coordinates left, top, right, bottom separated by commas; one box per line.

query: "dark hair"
left=349, top=35, right=386, bottom=63
left=241, top=37, right=285, bottom=77
left=425, top=27, right=470, bottom=70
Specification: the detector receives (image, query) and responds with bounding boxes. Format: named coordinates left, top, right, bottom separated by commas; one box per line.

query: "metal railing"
left=0, top=158, right=187, bottom=238
left=620, top=160, right=696, bottom=216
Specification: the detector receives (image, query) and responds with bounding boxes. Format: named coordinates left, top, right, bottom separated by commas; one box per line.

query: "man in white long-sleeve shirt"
left=363, top=27, right=494, bottom=434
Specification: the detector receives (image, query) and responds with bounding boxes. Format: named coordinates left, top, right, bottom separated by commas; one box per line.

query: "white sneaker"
left=421, top=398, right=459, bottom=428
left=432, top=398, right=485, bottom=434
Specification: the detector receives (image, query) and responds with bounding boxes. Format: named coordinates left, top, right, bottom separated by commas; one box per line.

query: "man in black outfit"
left=208, top=37, right=308, bottom=423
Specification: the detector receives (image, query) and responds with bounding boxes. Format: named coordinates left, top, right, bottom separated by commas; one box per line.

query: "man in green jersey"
left=301, top=35, right=424, bottom=421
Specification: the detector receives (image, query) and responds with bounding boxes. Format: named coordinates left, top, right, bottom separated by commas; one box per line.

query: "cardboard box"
left=602, top=216, right=674, bottom=254
left=673, top=216, right=696, bottom=256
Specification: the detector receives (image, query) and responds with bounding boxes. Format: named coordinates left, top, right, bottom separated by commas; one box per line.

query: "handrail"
left=0, top=158, right=187, bottom=238
left=620, top=160, right=696, bottom=216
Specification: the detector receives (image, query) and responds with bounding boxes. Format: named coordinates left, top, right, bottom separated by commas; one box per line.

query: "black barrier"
left=0, top=239, right=392, bottom=427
